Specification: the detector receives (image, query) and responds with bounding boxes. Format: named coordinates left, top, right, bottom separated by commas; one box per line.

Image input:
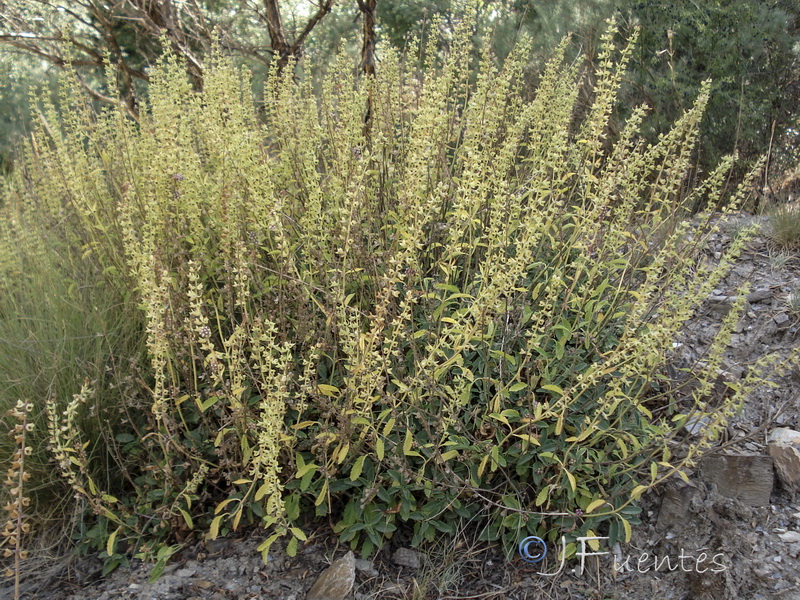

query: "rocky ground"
left=3, top=211, right=799, bottom=600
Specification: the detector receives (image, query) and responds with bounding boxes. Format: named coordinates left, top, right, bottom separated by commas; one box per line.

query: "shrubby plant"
left=1, top=400, right=32, bottom=600
left=1, top=10, right=798, bottom=573
left=767, top=201, right=800, bottom=250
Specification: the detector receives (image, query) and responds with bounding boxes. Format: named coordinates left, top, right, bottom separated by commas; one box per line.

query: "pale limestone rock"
left=305, top=551, right=355, bottom=600
left=778, top=531, right=800, bottom=543
left=768, top=428, right=800, bottom=493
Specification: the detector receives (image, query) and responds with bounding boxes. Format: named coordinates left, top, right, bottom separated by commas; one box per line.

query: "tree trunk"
left=263, top=0, right=292, bottom=73
left=357, top=0, right=377, bottom=138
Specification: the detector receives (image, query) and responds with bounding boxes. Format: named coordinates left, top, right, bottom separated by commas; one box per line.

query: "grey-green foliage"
left=0, top=53, right=57, bottom=173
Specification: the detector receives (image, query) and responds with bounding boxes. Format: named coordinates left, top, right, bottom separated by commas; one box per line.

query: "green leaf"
left=555, top=413, right=564, bottom=436
left=586, top=531, right=601, bottom=551
left=300, top=468, right=315, bottom=491
left=512, top=433, right=540, bottom=446
left=620, top=516, right=632, bottom=543
left=630, top=485, right=648, bottom=500
left=315, top=480, right=329, bottom=506
left=214, top=498, right=237, bottom=514
left=208, top=515, right=223, bottom=540
left=565, top=428, right=592, bottom=443
left=478, top=454, right=489, bottom=478
left=200, top=395, right=220, bottom=412
left=255, top=482, right=272, bottom=501
left=376, top=438, right=385, bottom=461
left=433, top=282, right=459, bottom=293
left=336, top=442, right=350, bottom=464
left=318, top=384, right=340, bottom=398
left=106, top=527, right=120, bottom=557
left=489, top=412, right=509, bottom=427
left=295, top=459, right=318, bottom=479
left=102, top=559, right=120, bottom=577
left=403, top=429, right=420, bottom=457
left=585, top=499, right=606, bottom=514
left=489, top=445, right=506, bottom=470
left=179, top=508, right=194, bottom=530
left=350, top=455, right=366, bottom=481
left=286, top=536, right=298, bottom=557
left=541, top=384, right=564, bottom=395
left=258, top=532, right=282, bottom=562
left=564, top=469, right=576, bottom=493
left=439, top=449, right=459, bottom=461
left=616, top=438, right=629, bottom=458
left=148, top=560, right=167, bottom=583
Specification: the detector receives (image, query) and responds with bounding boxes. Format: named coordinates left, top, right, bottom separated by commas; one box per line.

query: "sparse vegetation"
left=0, top=6, right=798, bottom=588
left=788, top=286, right=800, bottom=319
left=767, top=201, right=800, bottom=249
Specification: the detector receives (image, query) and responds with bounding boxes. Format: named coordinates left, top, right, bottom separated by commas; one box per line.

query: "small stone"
left=768, top=428, right=800, bottom=493
left=684, top=415, right=711, bottom=436
left=754, top=567, right=772, bottom=578
left=305, top=551, right=355, bottom=600
left=777, top=531, right=800, bottom=543
left=747, top=289, right=773, bottom=303
left=378, top=582, right=406, bottom=596
left=392, top=547, right=421, bottom=569
left=205, top=539, right=229, bottom=554
left=774, top=313, right=791, bottom=327
left=176, top=568, right=197, bottom=578
left=707, top=295, right=734, bottom=314
left=354, top=559, right=379, bottom=577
